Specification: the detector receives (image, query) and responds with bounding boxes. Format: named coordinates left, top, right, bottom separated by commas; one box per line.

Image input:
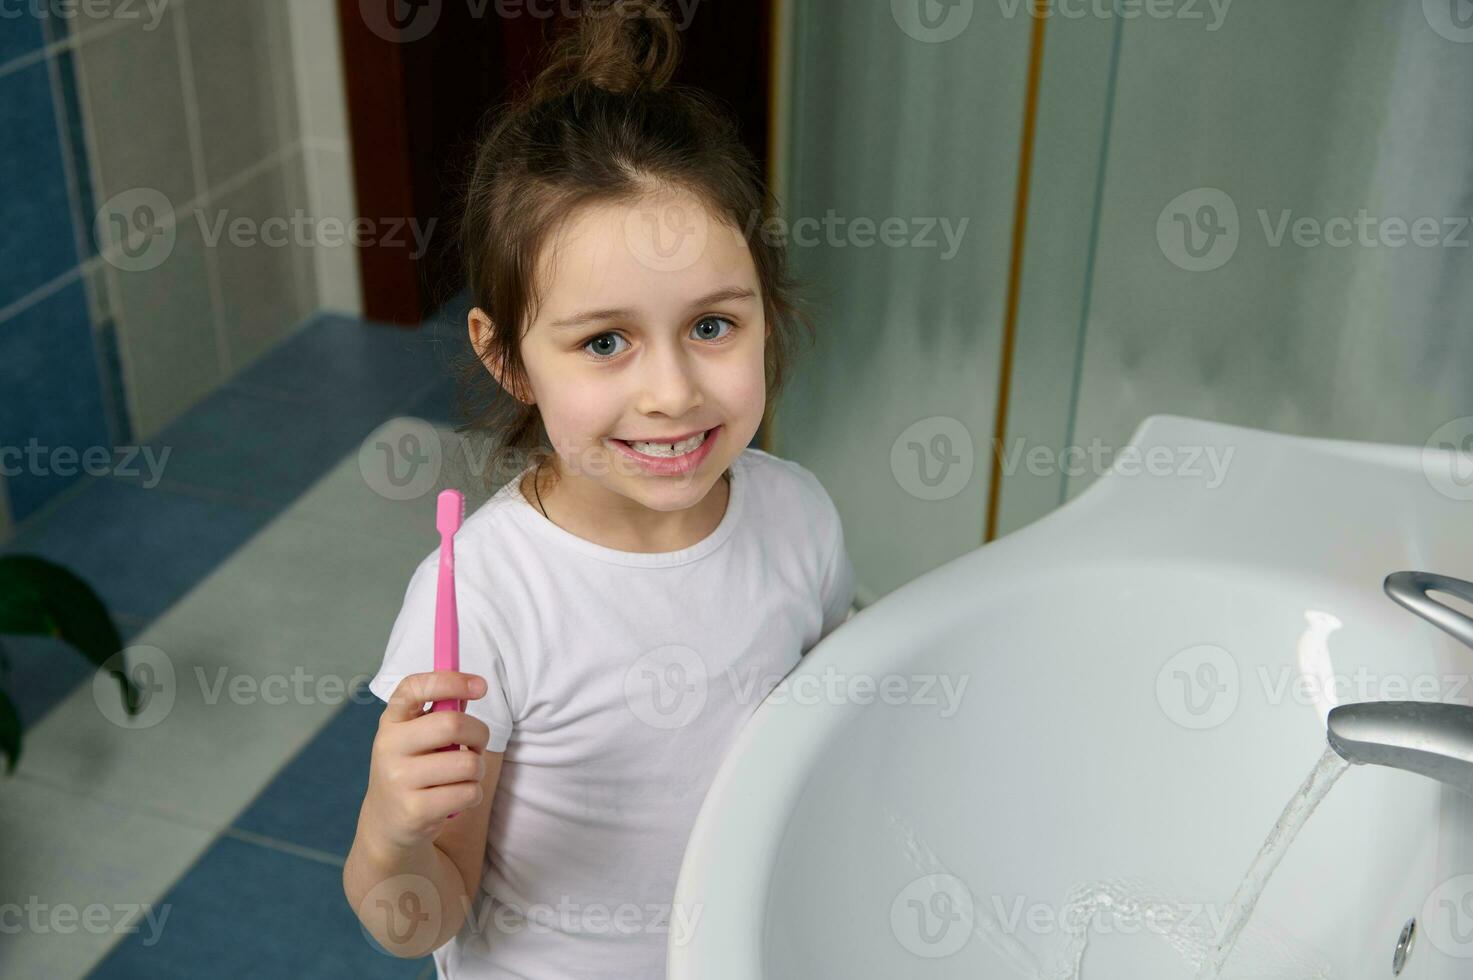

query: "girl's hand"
left=364, top=671, right=492, bottom=852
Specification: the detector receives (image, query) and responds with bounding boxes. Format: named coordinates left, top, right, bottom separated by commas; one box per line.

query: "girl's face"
left=472, top=186, right=768, bottom=518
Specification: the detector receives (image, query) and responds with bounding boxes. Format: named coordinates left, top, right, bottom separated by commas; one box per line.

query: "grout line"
left=88, top=141, right=307, bottom=272
left=220, top=826, right=346, bottom=869
left=0, top=40, right=50, bottom=83
left=0, top=0, right=197, bottom=83
left=170, top=0, right=232, bottom=380
left=0, top=265, right=84, bottom=325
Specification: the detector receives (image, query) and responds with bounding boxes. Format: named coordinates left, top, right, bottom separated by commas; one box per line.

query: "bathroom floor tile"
left=287, top=419, right=505, bottom=550
left=228, top=311, right=452, bottom=412
left=89, top=835, right=431, bottom=979
left=117, top=383, right=409, bottom=510
left=231, top=688, right=382, bottom=859
left=0, top=773, right=216, bottom=978
left=2, top=475, right=271, bottom=622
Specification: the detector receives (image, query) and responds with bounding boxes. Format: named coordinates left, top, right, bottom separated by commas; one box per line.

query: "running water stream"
left=1193, top=746, right=1350, bottom=979
left=886, top=744, right=1350, bottom=978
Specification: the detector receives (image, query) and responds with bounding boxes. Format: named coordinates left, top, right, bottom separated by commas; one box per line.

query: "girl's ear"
left=468, top=307, right=535, bottom=405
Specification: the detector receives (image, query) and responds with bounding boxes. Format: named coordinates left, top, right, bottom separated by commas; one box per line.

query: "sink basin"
left=669, top=415, right=1473, bottom=978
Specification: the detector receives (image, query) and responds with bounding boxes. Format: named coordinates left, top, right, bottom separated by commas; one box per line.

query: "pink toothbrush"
left=431, top=489, right=465, bottom=816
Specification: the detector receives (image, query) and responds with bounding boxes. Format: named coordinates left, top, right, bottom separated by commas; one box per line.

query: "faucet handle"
left=1385, top=570, right=1473, bottom=651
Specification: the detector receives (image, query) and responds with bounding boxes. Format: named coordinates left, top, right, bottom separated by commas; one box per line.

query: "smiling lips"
left=608, top=426, right=720, bottom=475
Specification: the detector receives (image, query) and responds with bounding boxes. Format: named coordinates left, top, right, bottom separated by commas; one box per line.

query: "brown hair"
left=449, top=0, right=813, bottom=492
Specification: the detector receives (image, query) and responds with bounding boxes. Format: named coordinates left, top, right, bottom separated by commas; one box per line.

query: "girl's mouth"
left=608, top=426, right=720, bottom=476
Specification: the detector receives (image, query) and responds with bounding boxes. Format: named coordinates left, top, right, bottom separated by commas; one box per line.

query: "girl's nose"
left=634, top=343, right=702, bottom=417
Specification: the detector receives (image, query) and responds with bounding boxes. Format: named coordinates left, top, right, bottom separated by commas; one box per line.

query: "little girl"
left=344, top=2, right=855, bottom=977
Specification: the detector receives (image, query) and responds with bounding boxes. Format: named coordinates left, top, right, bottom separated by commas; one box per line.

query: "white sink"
left=669, top=415, right=1473, bottom=978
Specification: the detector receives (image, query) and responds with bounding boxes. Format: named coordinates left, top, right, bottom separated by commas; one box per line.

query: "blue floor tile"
left=232, top=687, right=382, bottom=859
left=3, top=475, right=270, bottom=623
left=89, top=836, right=431, bottom=979
left=121, top=383, right=417, bottom=510
left=228, top=312, right=453, bottom=412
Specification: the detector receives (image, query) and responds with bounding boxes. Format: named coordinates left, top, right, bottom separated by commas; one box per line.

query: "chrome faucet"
left=1326, top=571, right=1473, bottom=796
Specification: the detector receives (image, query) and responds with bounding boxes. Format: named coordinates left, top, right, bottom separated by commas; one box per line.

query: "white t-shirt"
left=367, top=446, right=856, bottom=979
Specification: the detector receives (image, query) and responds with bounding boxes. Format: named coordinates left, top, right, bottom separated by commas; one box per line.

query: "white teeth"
left=625, top=430, right=708, bottom=457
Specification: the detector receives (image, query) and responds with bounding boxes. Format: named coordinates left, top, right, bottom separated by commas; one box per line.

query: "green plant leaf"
left=0, top=688, right=18, bottom=774
left=0, top=555, right=123, bottom=666
left=0, top=558, right=53, bottom=636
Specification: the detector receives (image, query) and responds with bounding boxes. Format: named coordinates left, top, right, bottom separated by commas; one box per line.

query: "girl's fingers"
left=396, top=708, right=493, bottom=757
left=380, top=672, right=487, bottom=723
left=414, top=780, right=485, bottom=822
left=401, top=745, right=487, bottom=790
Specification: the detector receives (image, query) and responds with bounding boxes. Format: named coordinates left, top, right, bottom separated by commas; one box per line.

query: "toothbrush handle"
left=431, top=538, right=464, bottom=817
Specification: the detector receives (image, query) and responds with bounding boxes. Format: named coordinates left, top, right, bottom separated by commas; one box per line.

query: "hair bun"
left=530, top=0, right=681, bottom=102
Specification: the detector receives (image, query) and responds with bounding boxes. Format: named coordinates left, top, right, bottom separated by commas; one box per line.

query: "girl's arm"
left=344, top=827, right=476, bottom=958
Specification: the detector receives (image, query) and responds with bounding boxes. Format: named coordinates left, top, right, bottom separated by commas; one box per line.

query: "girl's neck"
left=521, top=459, right=732, bottom=554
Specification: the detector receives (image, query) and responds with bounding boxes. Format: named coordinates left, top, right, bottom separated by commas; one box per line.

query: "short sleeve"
left=367, top=553, right=516, bottom=753
left=818, top=506, right=856, bottom=642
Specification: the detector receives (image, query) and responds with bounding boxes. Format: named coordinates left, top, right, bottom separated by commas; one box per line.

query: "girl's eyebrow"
left=548, top=286, right=758, bottom=332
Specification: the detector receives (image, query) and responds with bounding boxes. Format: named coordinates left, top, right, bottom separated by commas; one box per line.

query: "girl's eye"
left=581, top=316, right=736, bottom=360
left=583, top=332, right=628, bottom=359
left=692, top=315, right=735, bottom=341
